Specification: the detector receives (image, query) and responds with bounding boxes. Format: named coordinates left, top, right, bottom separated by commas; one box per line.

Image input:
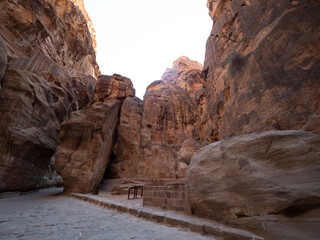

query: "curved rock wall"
left=0, top=0, right=98, bottom=192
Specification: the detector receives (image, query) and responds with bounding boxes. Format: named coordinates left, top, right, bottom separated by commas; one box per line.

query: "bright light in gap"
left=83, top=0, right=212, bottom=99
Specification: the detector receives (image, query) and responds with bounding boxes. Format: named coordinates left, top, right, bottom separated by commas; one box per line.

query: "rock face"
left=187, top=130, right=320, bottom=220
left=0, top=36, right=6, bottom=83
left=106, top=97, right=143, bottom=179
left=0, top=0, right=98, bottom=192
left=202, top=0, right=320, bottom=139
left=107, top=57, right=205, bottom=181
left=55, top=101, right=120, bottom=193
left=55, top=74, right=134, bottom=193
left=186, top=130, right=320, bottom=238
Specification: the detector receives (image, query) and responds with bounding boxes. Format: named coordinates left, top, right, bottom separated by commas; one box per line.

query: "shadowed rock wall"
left=202, top=0, right=320, bottom=139
left=0, top=0, right=98, bottom=192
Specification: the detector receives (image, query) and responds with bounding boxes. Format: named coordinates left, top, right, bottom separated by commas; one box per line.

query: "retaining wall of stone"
left=143, top=184, right=188, bottom=212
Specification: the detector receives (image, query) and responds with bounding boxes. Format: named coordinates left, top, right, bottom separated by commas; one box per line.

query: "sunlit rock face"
left=0, top=0, right=98, bottom=192
left=203, top=0, right=320, bottom=140
left=70, top=0, right=97, bottom=51
left=55, top=74, right=134, bottom=193
left=107, top=57, right=205, bottom=181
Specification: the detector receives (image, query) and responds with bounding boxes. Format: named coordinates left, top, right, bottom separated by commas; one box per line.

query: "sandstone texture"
left=107, top=57, right=205, bottom=181
left=55, top=101, right=120, bottom=193
left=106, top=97, right=143, bottom=179
left=202, top=0, right=320, bottom=139
left=0, top=36, right=6, bottom=83
left=55, top=74, right=134, bottom=193
left=186, top=130, right=320, bottom=238
left=0, top=0, right=98, bottom=192
left=95, top=74, right=135, bottom=102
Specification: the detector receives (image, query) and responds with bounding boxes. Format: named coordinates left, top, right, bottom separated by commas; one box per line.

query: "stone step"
left=70, top=193, right=264, bottom=240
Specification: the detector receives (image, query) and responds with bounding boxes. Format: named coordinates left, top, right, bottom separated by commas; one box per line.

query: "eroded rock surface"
left=55, top=101, right=120, bottom=193
left=107, top=57, right=205, bottom=181
left=106, top=97, right=143, bottom=179
left=55, top=74, right=134, bottom=193
left=202, top=0, right=320, bottom=140
left=0, top=0, right=98, bottom=192
left=0, top=36, right=6, bottom=83
left=186, top=130, right=320, bottom=238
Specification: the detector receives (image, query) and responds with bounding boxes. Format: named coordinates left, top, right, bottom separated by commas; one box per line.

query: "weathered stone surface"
left=139, top=80, right=200, bottom=179
left=106, top=97, right=143, bottom=179
left=55, top=74, right=135, bottom=193
left=0, top=36, right=6, bottom=83
left=94, top=74, right=135, bottom=102
left=55, top=101, right=120, bottom=193
left=70, top=0, right=97, bottom=51
left=0, top=0, right=98, bottom=192
left=202, top=0, right=320, bottom=140
left=187, top=130, right=320, bottom=221
left=107, top=57, right=205, bottom=181
left=162, top=56, right=204, bottom=95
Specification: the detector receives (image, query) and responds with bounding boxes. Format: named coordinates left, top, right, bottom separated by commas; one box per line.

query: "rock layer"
left=203, top=0, right=320, bottom=139
left=0, top=0, right=97, bottom=192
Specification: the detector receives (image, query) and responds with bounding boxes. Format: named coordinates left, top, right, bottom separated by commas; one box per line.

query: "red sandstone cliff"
left=107, top=57, right=205, bottom=182
left=0, top=0, right=98, bottom=192
left=203, top=0, right=320, bottom=139
left=185, top=1, right=320, bottom=239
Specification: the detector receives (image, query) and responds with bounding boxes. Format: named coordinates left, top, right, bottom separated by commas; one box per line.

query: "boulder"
left=187, top=130, right=320, bottom=220
left=55, top=101, right=120, bottom=193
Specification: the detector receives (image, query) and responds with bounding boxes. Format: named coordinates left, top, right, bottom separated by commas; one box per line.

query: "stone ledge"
left=70, top=193, right=264, bottom=240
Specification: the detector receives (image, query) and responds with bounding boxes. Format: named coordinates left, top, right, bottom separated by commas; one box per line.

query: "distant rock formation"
left=0, top=0, right=98, bottom=192
left=107, top=57, right=205, bottom=182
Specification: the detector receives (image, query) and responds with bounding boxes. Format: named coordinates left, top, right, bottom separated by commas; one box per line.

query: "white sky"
left=83, top=0, right=212, bottom=99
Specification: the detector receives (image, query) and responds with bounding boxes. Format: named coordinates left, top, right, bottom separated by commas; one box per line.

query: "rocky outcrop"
left=162, top=56, right=204, bottom=95
left=55, top=101, right=120, bottom=193
left=106, top=97, right=143, bottom=179
left=186, top=130, right=320, bottom=238
left=70, top=0, right=97, bottom=51
left=139, top=80, right=200, bottom=179
left=0, top=0, right=98, bottom=192
left=55, top=74, right=134, bottom=193
left=107, top=57, right=205, bottom=181
left=94, top=74, right=135, bottom=102
left=202, top=0, right=320, bottom=140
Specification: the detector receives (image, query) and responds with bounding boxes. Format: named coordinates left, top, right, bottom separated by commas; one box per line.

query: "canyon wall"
left=107, top=57, right=205, bottom=181
left=0, top=0, right=98, bottom=192
left=203, top=0, right=320, bottom=139
left=186, top=0, right=320, bottom=238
